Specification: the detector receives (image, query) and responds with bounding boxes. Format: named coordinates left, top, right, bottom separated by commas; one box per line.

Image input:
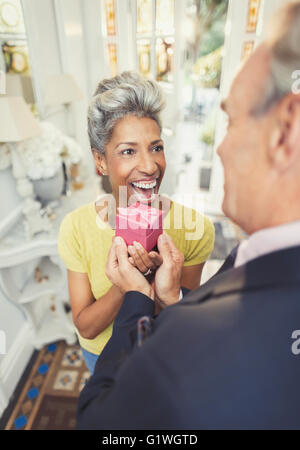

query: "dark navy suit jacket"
left=77, top=245, right=300, bottom=430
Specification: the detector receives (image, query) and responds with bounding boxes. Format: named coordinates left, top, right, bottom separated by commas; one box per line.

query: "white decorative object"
left=0, top=1, right=19, bottom=27
left=32, top=163, right=64, bottom=204
left=16, top=121, right=83, bottom=180
left=9, top=144, right=53, bottom=239
left=0, top=96, right=54, bottom=239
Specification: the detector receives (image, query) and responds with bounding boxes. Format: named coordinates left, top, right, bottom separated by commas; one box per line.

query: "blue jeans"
left=81, top=347, right=99, bottom=375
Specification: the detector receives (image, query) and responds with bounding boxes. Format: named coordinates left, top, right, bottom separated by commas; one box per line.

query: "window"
left=135, top=0, right=175, bottom=84
left=102, top=0, right=118, bottom=76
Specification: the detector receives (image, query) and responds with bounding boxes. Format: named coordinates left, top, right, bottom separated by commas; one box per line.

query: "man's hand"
left=153, top=233, right=184, bottom=309
left=106, top=236, right=154, bottom=300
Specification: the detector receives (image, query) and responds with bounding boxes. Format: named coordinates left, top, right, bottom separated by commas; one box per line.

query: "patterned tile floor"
left=4, top=341, right=90, bottom=430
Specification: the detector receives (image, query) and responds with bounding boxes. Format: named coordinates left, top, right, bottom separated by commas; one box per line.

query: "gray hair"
left=87, top=71, right=165, bottom=154
left=254, top=0, right=300, bottom=115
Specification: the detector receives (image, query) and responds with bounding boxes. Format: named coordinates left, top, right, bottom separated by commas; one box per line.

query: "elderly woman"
left=58, top=71, right=215, bottom=374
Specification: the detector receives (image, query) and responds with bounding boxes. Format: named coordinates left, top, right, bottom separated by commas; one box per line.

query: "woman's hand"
left=106, top=237, right=154, bottom=299
left=127, top=241, right=163, bottom=276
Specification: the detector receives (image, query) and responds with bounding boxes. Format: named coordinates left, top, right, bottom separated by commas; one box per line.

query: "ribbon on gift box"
left=118, top=203, right=161, bottom=228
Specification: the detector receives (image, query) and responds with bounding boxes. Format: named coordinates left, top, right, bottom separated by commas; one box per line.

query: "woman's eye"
left=121, top=149, right=134, bottom=156
left=152, top=145, right=164, bottom=152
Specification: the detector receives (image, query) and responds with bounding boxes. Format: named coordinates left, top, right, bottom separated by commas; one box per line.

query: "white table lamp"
left=44, top=73, right=83, bottom=107
left=4, top=74, right=35, bottom=105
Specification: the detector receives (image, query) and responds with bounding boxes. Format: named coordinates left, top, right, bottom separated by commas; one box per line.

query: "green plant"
left=192, top=46, right=223, bottom=89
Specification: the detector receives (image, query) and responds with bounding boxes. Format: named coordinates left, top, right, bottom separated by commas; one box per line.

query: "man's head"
left=217, top=1, right=300, bottom=235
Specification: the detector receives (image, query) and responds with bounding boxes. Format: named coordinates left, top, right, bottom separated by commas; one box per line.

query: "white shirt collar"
left=234, top=220, right=300, bottom=268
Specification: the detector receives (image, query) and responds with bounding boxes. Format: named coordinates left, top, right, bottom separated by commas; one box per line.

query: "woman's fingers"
left=128, top=244, right=148, bottom=272
left=128, top=242, right=158, bottom=273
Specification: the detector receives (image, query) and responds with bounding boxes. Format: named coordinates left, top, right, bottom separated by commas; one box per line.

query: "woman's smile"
left=129, top=177, right=160, bottom=202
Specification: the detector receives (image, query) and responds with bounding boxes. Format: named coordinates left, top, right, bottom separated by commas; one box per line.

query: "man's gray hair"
left=88, top=71, right=165, bottom=154
left=255, top=0, right=300, bottom=115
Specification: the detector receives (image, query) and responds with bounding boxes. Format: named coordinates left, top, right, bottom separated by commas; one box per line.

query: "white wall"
left=53, top=0, right=93, bottom=171
left=81, top=0, right=108, bottom=97
left=22, top=0, right=66, bottom=125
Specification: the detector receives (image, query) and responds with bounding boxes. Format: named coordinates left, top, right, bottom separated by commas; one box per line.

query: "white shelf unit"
left=32, top=307, right=75, bottom=350
left=19, top=256, right=63, bottom=304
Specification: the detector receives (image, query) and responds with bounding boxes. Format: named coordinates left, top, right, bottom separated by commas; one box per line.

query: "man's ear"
left=268, top=94, right=300, bottom=172
left=92, top=149, right=108, bottom=175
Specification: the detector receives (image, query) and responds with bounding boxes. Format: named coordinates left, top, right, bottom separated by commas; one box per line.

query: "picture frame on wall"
left=0, top=0, right=25, bottom=34
left=2, top=41, right=29, bottom=74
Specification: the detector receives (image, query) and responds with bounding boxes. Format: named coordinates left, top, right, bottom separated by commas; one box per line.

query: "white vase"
left=32, top=165, right=65, bottom=205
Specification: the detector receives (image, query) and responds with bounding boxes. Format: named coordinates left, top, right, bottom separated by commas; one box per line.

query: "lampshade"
left=44, top=73, right=84, bottom=106
left=5, top=74, right=35, bottom=104
left=0, top=96, right=41, bottom=142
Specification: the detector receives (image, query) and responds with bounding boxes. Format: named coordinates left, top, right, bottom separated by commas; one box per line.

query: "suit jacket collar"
left=184, top=245, right=300, bottom=305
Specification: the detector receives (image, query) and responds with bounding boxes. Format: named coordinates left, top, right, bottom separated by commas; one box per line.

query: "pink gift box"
left=115, top=202, right=163, bottom=252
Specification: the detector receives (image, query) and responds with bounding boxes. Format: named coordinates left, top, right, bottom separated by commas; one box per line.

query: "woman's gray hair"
left=88, top=71, right=165, bottom=154
left=254, top=0, right=300, bottom=115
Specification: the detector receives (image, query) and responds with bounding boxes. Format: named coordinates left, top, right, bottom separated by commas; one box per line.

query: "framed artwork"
left=0, top=0, right=25, bottom=34
left=2, top=41, right=30, bottom=74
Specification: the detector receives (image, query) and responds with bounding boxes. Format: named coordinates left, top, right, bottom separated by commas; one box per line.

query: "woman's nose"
left=137, top=152, right=157, bottom=175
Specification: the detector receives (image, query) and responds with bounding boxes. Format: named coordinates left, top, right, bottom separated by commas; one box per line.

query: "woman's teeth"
left=131, top=180, right=157, bottom=189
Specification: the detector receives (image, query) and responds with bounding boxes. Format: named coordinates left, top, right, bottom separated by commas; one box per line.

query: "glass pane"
left=174, top=0, right=229, bottom=199
left=104, top=0, right=116, bottom=36
left=182, top=0, right=228, bottom=119
left=137, top=0, right=152, bottom=34
left=242, top=41, right=255, bottom=61
left=107, top=43, right=117, bottom=76
left=156, top=37, right=174, bottom=83
left=0, top=0, right=25, bottom=34
left=137, top=39, right=151, bottom=78
left=247, top=0, right=261, bottom=33
left=156, top=0, right=174, bottom=35
left=192, top=46, right=222, bottom=89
